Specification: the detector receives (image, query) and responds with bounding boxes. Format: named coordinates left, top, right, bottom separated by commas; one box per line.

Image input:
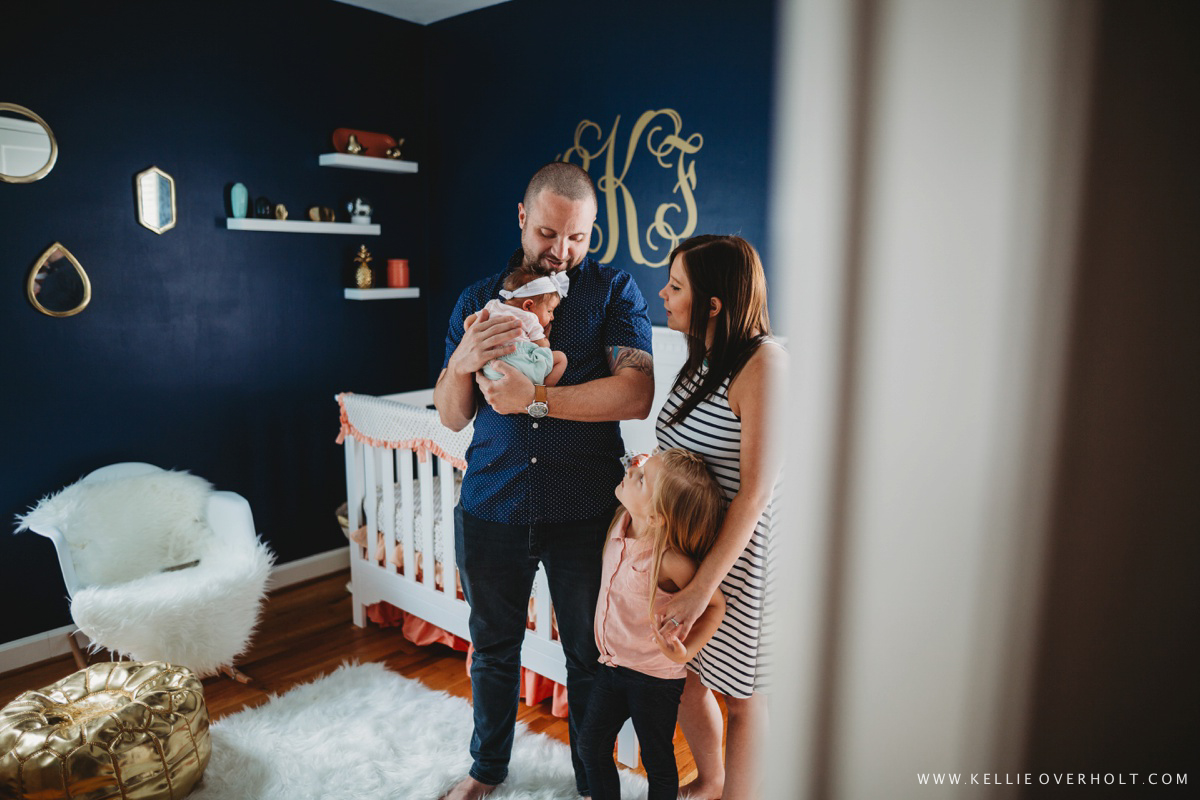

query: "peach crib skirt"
left=366, top=601, right=568, bottom=718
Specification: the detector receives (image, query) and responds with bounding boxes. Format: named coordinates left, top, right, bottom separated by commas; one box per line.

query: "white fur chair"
left=16, top=462, right=274, bottom=680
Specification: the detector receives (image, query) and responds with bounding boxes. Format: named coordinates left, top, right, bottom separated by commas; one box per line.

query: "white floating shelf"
left=226, top=218, right=381, bottom=235
left=344, top=288, right=420, bottom=300
left=318, top=153, right=419, bottom=173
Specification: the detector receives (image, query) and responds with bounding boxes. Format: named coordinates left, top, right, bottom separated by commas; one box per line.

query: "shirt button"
left=532, top=422, right=539, bottom=428
left=531, top=457, right=537, bottom=463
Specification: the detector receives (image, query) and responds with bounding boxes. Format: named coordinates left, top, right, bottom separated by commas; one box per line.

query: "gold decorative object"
left=27, top=242, right=91, bottom=318
left=134, top=166, right=177, bottom=234
left=308, top=206, right=322, bottom=222
left=345, top=133, right=364, bottom=154
left=353, top=244, right=374, bottom=288
left=385, top=138, right=406, bottom=159
left=274, top=203, right=288, bottom=220
left=0, top=102, right=58, bottom=183
left=0, top=661, right=211, bottom=800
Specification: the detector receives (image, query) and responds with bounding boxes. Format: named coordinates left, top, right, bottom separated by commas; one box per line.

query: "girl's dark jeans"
left=579, top=664, right=687, bottom=800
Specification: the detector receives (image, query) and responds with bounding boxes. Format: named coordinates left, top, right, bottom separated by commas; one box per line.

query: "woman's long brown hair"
left=662, top=234, right=772, bottom=427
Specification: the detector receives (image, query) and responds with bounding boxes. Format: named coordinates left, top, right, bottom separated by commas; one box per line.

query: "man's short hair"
left=523, top=161, right=597, bottom=209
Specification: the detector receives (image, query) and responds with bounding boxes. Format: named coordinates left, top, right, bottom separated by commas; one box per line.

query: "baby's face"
left=531, top=293, right=561, bottom=331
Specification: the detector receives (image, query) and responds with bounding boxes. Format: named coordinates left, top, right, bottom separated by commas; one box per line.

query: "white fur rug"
left=191, top=663, right=650, bottom=800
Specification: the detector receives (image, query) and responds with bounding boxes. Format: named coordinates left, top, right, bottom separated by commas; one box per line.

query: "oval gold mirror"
left=135, top=166, right=176, bottom=233
left=27, top=243, right=91, bottom=317
left=0, top=103, right=58, bottom=183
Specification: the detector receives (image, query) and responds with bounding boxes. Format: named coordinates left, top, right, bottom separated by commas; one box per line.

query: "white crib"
left=337, top=326, right=688, bottom=768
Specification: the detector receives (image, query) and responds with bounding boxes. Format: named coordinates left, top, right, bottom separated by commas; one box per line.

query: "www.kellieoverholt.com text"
left=918, top=773, right=1187, bottom=787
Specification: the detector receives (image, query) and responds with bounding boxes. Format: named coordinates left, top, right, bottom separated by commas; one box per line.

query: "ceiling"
left=333, top=0, right=512, bottom=25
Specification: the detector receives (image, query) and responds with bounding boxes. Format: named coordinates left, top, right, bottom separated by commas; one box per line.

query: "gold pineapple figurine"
left=353, top=245, right=374, bottom=289
left=346, top=133, right=364, bottom=155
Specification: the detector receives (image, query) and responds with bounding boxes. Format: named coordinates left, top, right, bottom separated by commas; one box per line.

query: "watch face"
left=527, top=401, right=548, bottom=418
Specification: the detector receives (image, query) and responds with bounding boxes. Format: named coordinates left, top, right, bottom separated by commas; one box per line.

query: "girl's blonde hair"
left=644, top=448, right=726, bottom=620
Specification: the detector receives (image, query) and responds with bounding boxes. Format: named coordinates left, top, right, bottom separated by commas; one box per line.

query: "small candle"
left=387, top=259, right=410, bottom=288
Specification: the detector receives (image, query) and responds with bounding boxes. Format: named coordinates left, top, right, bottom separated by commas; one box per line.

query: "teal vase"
left=230, top=183, right=249, bottom=218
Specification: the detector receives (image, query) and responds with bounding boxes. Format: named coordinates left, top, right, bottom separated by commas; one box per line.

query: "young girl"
left=471, top=262, right=569, bottom=386
left=579, top=448, right=727, bottom=800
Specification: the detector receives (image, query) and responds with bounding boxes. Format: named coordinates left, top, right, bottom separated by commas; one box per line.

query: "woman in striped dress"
left=653, top=235, right=785, bottom=800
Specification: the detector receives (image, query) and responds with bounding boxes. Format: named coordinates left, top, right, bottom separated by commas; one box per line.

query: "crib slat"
left=438, top=457, right=457, bottom=598
left=381, top=447, right=397, bottom=574
left=533, top=566, right=552, bottom=640
left=344, top=437, right=364, bottom=532
left=399, top=449, right=415, bottom=582
left=364, top=446, right=381, bottom=567
left=417, top=456, right=436, bottom=588
left=616, top=720, right=639, bottom=768
left=344, top=436, right=367, bottom=628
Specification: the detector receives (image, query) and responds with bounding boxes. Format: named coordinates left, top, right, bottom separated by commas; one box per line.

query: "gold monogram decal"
left=558, top=109, right=703, bottom=267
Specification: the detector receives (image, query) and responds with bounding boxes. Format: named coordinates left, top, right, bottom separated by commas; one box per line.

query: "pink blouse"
left=594, top=512, right=686, bottom=680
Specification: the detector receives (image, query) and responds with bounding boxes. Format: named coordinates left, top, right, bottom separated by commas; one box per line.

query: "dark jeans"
left=456, top=506, right=609, bottom=794
left=579, top=665, right=687, bottom=800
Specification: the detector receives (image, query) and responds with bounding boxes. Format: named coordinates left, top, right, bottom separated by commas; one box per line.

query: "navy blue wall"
left=422, top=0, right=779, bottom=382
left=1, top=0, right=430, bottom=642
left=1, top=0, right=777, bottom=647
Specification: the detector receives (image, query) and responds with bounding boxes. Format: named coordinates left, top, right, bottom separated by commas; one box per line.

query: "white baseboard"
left=0, top=547, right=350, bottom=677
left=266, top=547, right=350, bottom=591
left=0, top=624, right=80, bottom=678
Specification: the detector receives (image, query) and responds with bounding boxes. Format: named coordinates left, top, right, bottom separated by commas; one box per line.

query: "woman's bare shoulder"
left=729, top=339, right=788, bottom=408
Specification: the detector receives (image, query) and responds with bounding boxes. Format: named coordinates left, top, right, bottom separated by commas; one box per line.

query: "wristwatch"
left=526, top=385, right=549, bottom=418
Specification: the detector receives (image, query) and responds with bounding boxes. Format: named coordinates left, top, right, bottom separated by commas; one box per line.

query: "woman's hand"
left=654, top=580, right=712, bottom=643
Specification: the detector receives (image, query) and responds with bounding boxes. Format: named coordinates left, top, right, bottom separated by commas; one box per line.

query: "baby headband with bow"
left=499, top=271, right=570, bottom=300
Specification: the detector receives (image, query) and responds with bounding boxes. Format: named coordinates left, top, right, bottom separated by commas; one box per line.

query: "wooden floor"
left=0, top=569, right=716, bottom=784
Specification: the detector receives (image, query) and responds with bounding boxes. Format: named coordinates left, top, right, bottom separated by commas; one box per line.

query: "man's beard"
left=522, top=249, right=572, bottom=274
left=519, top=235, right=579, bottom=274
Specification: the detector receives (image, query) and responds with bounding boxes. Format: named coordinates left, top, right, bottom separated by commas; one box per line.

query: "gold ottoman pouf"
left=0, top=661, right=210, bottom=800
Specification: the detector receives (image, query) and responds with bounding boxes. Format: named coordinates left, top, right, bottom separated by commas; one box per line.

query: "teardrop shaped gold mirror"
left=27, top=242, right=91, bottom=317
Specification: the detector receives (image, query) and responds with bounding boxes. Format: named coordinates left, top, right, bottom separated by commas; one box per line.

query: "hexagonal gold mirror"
left=28, top=243, right=91, bottom=317
left=0, top=102, right=58, bottom=184
left=135, top=166, right=176, bottom=233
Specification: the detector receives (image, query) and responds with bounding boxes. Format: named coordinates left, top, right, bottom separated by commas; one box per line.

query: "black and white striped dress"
left=656, top=365, right=774, bottom=698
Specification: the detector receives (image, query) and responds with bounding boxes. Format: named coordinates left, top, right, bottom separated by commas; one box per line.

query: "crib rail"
left=342, top=390, right=472, bottom=636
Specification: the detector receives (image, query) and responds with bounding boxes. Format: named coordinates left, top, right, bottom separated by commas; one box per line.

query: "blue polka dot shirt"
left=443, top=255, right=653, bottom=525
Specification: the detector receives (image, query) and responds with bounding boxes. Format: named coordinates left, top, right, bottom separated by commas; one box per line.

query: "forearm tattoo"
left=608, top=346, right=654, bottom=379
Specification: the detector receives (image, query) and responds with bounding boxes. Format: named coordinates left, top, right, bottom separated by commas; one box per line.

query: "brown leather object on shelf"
left=332, top=128, right=398, bottom=158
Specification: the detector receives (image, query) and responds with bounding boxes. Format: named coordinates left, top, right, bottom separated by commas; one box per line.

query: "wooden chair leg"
left=66, top=630, right=88, bottom=670
left=220, top=664, right=252, bottom=684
